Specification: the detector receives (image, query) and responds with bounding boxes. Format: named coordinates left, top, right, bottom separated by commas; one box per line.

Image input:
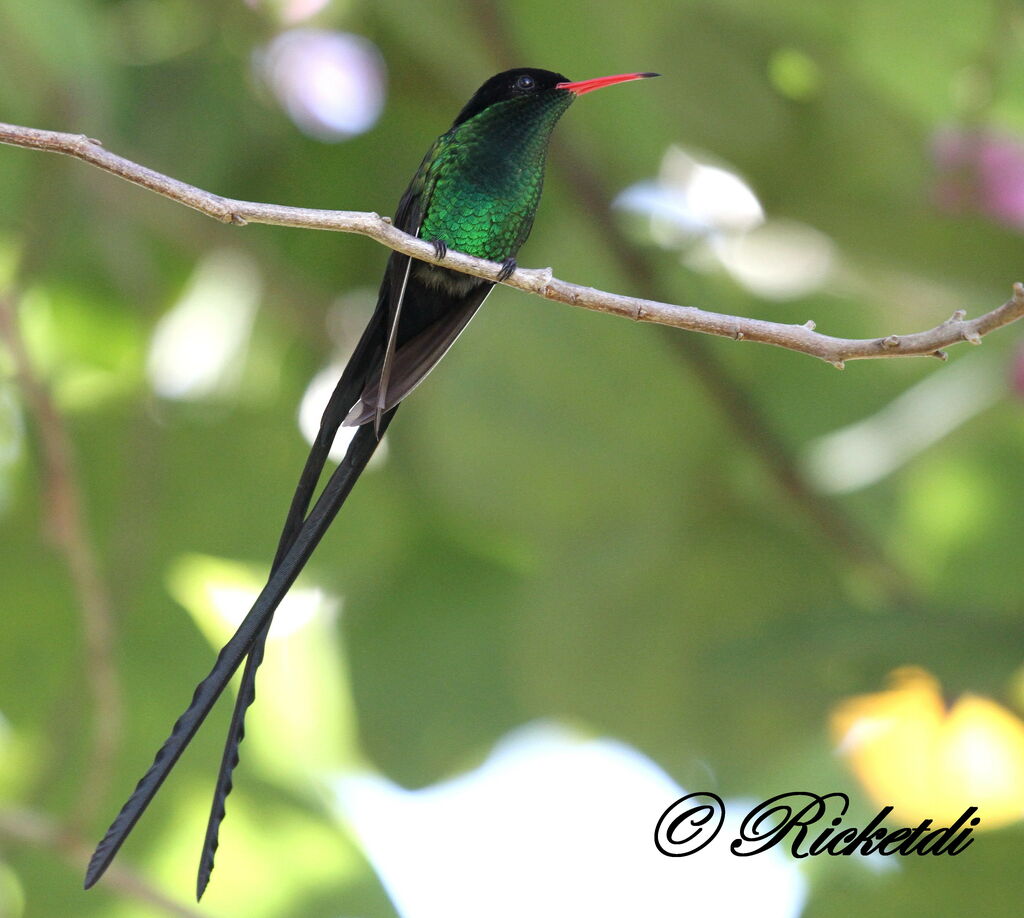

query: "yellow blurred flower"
left=831, top=667, right=1024, bottom=829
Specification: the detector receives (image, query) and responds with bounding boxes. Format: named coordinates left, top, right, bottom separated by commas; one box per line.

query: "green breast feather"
left=418, top=92, right=574, bottom=262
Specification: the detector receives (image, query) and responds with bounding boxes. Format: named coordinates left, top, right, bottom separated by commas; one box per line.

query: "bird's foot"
left=430, top=239, right=448, bottom=261
left=497, top=257, right=517, bottom=282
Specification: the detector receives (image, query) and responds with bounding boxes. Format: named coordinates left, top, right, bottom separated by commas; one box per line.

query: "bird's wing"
left=368, top=156, right=435, bottom=433
left=349, top=136, right=494, bottom=429
left=344, top=281, right=492, bottom=427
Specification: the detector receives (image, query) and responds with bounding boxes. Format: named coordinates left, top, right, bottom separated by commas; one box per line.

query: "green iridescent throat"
left=418, top=91, right=575, bottom=262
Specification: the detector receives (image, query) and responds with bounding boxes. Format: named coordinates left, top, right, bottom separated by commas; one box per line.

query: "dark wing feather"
left=344, top=278, right=493, bottom=427
left=350, top=138, right=499, bottom=427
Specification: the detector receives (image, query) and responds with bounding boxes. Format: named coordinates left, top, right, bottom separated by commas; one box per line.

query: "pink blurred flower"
left=932, top=128, right=1024, bottom=229
left=1011, top=343, right=1024, bottom=398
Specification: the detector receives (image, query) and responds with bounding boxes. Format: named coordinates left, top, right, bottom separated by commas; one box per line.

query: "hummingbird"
left=84, top=67, right=658, bottom=898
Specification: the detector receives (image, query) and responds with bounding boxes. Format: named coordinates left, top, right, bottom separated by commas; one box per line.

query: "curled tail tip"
left=83, top=845, right=110, bottom=889
left=196, top=823, right=222, bottom=899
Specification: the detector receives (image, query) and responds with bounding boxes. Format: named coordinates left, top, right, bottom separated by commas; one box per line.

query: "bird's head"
left=452, top=68, right=658, bottom=127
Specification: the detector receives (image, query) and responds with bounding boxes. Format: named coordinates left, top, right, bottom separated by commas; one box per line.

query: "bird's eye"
left=515, top=74, right=535, bottom=91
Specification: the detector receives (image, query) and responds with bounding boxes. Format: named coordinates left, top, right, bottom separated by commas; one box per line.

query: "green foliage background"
left=1, top=0, right=1023, bottom=915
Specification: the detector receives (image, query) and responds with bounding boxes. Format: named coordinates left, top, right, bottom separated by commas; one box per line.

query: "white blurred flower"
left=709, top=220, right=836, bottom=300
left=803, top=356, right=1003, bottom=493
left=617, top=146, right=836, bottom=299
left=298, top=361, right=388, bottom=465
left=257, top=29, right=386, bottom=141
left=147, top=249, right=261, bottom=401
left=330, top=723, right=807, bottom=918
left=617, top=146, right=764, bottom=243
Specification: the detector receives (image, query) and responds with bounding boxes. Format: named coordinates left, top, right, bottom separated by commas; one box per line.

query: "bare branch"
left=2, top=119, right=1022, bottom=360
left=0, top=808, right=216, bottom=918
left=0, top=293, right=122, bottom=827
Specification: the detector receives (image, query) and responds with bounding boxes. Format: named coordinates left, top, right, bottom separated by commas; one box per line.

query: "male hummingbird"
left=84, top=67, right=658, bottom=897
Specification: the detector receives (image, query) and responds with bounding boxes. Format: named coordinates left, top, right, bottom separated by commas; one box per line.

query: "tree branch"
left=0, top=808, right=216, bottom=918
left=2, top=119, right=1022, bottom=361
left=0, top=292, right=122, bottom=827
